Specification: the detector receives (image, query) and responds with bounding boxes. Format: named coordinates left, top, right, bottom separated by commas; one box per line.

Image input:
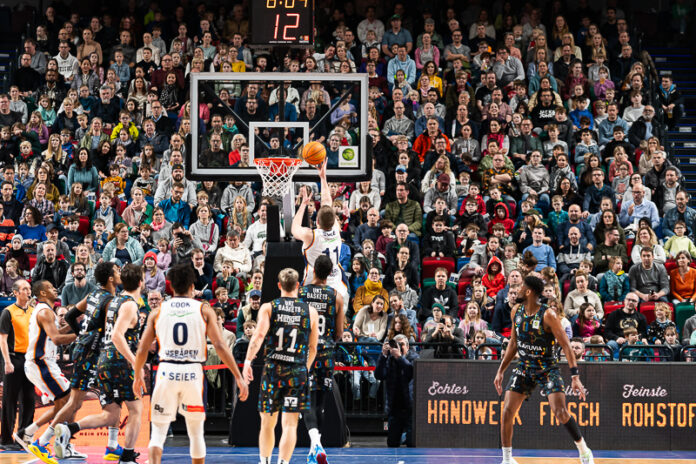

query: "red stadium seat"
left=458, top=277, right=472, bottom=296
left=28, top=254, right=37, bottom=269
left=421, top=257, right=455, bottom=281
left=603, top=302, right=624, bottom=319
left=165, top=279, right=173, bottom=296
left=626, top=239, right=634, bottom=257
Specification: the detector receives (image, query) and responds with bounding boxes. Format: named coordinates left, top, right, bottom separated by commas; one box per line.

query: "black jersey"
left=513, top=303, right=557, bottom=369
left=75, top=288, right=113, bottom=353
left=264, top=297, right=311, bottom=366
left=299, top=284, right=338, bottom=348
left=101, top=294, right=140, bottom=360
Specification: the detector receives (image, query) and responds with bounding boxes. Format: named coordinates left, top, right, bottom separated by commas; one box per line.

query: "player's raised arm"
left=133, top=307, right=158, bottom=397
left=494, top=308, right=519, bottom=396
left=317, top=160, right=333, bottom=208
left=307, top=305, right=319, bottom=370
left=243, top=302, right=272, bottom=382
left=544, top=307, right=586, bottom=401
left=291, top=188, right=313, bottom=242
left=63, top=296, right=91, bottom=334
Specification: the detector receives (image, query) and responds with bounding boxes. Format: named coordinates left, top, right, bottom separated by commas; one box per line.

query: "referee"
left=0, top=280, right=35, bottom=450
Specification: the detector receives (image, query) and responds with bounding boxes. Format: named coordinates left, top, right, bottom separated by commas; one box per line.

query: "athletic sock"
left=39, top=426, right=54, bottom=446
left=308, top=428, right=321, bottom=449
left=259, top=457, right=271, bottom=464
left=67, top=422, right=81, bottom=437
left=107, top=427, right=119, bottom=449
left=575, top=438, right=590, bottom=455
left=502, top=447, right=512, bottom=463
left=278, top=459, right=289, bottom=464
left=25, top=423, right=39, bottom=437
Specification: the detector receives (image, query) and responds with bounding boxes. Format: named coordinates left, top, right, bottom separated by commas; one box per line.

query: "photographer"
left=423, top=314, right=467, bottom=358
left=171, top=222, right=203, bottom=264
left=375, top=334, right=418, bottom=448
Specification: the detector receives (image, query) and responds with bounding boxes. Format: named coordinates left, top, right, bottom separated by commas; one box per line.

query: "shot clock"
left=250, top=0, right=314, bottom=46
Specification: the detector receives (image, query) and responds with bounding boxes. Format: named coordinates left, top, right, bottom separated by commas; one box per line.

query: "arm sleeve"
left=64, top=305, right=83, bottom=335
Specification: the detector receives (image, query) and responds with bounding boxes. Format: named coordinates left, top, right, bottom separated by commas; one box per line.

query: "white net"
left=253, top=158, right=303, bottom=198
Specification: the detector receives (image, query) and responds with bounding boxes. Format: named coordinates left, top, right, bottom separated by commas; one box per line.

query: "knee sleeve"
left=148, top=422, right=170, bottom=450
left=185, top=417, right=206, bottom=459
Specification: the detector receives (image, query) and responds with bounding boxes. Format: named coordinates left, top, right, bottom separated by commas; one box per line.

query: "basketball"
left=301, top=141, right=326, bottom=166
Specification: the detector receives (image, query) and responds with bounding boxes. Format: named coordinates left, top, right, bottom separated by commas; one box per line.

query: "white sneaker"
left=64, top=443, right=88, bottom=459
left=499, top=459, right=519, bottom=464
left=53, top=424, right=70, bottom=459
left=580, top=449, right=595, bottom=464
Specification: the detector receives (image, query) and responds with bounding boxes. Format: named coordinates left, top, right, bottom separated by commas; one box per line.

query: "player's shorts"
left=96, top=350, right=137, bottom=406
left=69, top=344, right=98, bottom=391
left=505, top=364, right=565, bottom=398
left=258, top=362, right=309, bottom=413
left=150, top=362, right=205, bottom=423
left=25, top=358, right=70, bottom=402
left=309, top=348, right=335, bottom=392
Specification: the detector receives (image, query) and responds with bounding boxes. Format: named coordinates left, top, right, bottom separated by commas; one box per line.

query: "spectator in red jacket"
left=482, top=256, right=507, bottom=297
left=487, top=202, right=514, bottom=235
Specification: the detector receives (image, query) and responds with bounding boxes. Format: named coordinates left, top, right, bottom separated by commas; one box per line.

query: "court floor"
left=3, top=446, right=696, bottom=464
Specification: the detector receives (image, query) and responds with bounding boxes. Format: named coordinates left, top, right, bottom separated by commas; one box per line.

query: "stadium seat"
left=626, top=239, right=634, bottom=257
left=639, top=302, right=674, bottom=325
left=165, top=279, right=173, bottom=296
left=421, top=257, right=455, bottom=281
left=603, top=302, right=624, bottom=319
left=664, top=259, right=677, bottom=273
left=674, top=302, right=695, bottom=334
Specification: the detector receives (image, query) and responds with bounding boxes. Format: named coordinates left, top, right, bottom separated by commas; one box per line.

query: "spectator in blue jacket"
left=158, top=181, right=191, bottom=227
left=387, top=45, right=416, bottom=86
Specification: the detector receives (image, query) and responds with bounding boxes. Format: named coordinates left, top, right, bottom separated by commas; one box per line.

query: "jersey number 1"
left=322, top=247, right=339, bottom=263
left=275, top=327, right=298, bottom=353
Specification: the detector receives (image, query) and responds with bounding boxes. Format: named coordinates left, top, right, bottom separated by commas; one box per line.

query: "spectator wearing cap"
left=60, top=262, right=97, bottom=306
left=423, top=173, right=457, bottom=216
left=31, top=240, right=69, bottom=292
left=38, top=222, right=71, bottom=261
left=384, top=182, right=423, bottom=239
left=236, top=289, right=262, bottom=338
left=4, top=235, right=29, bottom=275
left=213, top=230, right=252, bottom=276
left=382, top=15, right=413, bottom=58
left=143, top=250, right=166, bottom=295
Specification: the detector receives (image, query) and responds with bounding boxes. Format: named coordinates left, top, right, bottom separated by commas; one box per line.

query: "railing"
left=680, top=345, right=696, bottom=361
left=618, top=344, right=675, bottom=362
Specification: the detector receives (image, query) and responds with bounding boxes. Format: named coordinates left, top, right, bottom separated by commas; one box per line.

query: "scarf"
left=151, top=220, right=165, bottom=231
left=363, top=279, right=383, bottom=299
left=603, top=270, right=624, bottom=301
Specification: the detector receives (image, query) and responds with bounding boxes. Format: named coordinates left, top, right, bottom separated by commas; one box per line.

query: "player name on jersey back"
left=156, top=298, right=207, bottom=363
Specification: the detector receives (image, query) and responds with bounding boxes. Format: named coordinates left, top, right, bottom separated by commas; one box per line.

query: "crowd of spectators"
left=2, top=2, right=696, bottom=425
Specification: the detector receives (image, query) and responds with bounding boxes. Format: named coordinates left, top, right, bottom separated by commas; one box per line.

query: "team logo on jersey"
left=324, top=378, right=333, bottom=388
left=284, top=397, right=298, bottom=408
left=154, top=404, right=165, bottom=414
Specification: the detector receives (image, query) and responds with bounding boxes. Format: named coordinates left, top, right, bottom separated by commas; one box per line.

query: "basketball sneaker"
left=499, top=459, right=519, bottom=464
left=104, top=444, right=124, bottom=460
left=28, top=439, right=58, bottom=464
left=580, top=449, right=595, bottom=464
left=307, top=443, right=328, bottom=464
left=63, top=443, right=88, bottom=459
left=119, top=449, right=140, bottom=464
left=12, top=427, right=33, bottom=453
left=53, top=423, right=70, bottom=458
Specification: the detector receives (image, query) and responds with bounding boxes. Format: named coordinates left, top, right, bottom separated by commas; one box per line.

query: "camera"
left=388, top=339, right=398, bottom=349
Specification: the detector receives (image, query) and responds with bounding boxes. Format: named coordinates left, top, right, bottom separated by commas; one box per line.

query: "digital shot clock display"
left=250, top=0, right=314, bottom=46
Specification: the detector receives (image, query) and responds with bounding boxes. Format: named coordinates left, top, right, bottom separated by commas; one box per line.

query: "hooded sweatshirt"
left=519, top=164, right=550, bottom=195
left=482, top=256, right=506, bottom=297
left=488, top=202, right=514, bottom=235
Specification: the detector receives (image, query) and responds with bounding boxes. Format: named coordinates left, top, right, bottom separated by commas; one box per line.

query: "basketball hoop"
left=253, top=157, right=303, bottom=198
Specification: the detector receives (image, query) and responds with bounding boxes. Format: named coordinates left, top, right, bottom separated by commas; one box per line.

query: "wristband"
left=570, top=367, right=579, bottom=377
left=244, top=359, right=252, bottom=368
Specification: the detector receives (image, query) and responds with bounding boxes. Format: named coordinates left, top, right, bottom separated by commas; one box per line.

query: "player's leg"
left=148, top=421, right=170, bottom=464
left=547, top=392, right=594, bottom=464
left=259, top=412, right=279, bottom=464
left=148, top=362, right=182, bottom=464
left=178, top=364, right=207, bottom=464
left=278, top=412, right=300, bottom=464
left=303, top=389, right=327, bottom=463
left=119, top=399, right=143, bottom=464
left=500, top=390, right=525, bottom=464
left=50, top=389, right=87, bottom=426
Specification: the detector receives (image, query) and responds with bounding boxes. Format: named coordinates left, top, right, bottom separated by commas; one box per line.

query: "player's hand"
left=300, top=188, right=312, bottom=207
left=243, top=362, right=253, bottom=383
left=4, top=361, right=14, bottom=374
left=494, top=371, right=504, bottom=396
left=317, top=159, right=327, bottom=179
left=571, top=375, right=586, bottom=401
left=133, top=372, right=145, bottom=398
left=236, top=375, right=249, bottom=401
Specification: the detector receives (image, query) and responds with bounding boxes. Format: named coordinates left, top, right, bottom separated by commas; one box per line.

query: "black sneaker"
left=119, top=450, right=140, bottom=464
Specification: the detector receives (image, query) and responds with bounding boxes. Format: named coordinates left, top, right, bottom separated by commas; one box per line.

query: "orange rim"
left=253, top=157, right=303, bottom=167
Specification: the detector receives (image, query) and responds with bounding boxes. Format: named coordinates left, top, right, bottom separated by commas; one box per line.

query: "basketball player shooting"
left=494, top=275, right=594, bottom=464
left=291, top=161, right=349, bottom=313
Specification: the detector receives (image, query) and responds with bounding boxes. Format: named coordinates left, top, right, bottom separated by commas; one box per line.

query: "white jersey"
left=25, top=303, right=57, bottom=362
left=155, top=298, right=207, bottom=363
left=302, top=223, right=344, bottom=288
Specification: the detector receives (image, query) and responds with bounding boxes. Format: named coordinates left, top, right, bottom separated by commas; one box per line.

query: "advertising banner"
left=413, top=361, right=696, bottom=450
